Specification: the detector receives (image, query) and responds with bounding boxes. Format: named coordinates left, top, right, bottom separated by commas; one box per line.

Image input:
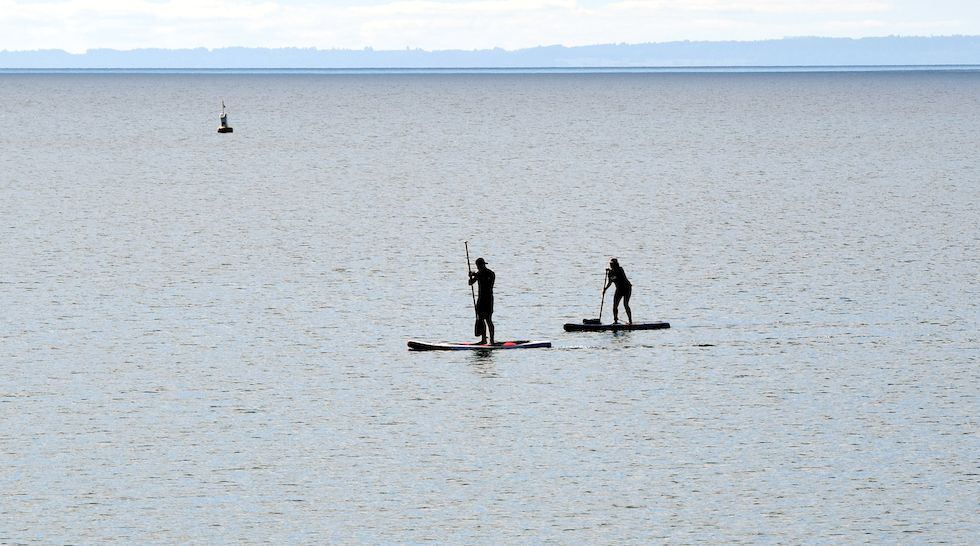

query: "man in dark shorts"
left=468, top=257, right=495, bottom=344
left=604, top=258, right=633, bottom=324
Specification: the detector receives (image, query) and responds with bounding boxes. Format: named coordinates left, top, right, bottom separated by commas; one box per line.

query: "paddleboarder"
left=468, top=257, right=495, bottom=344
left=604, top=258, right=633, bottom=324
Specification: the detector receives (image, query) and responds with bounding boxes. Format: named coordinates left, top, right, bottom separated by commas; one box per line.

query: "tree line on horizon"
left=3, top=36, right=980, bottom=68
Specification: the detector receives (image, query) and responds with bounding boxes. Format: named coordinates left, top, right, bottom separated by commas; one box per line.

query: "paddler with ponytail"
left=604, top=258, right=633, bottom=325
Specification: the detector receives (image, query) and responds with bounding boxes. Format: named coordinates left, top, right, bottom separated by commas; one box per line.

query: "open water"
left=0, top=71, right=977, bottom=544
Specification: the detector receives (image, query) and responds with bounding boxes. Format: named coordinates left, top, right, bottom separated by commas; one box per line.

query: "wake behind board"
left=563, top=322, right=670, bottom=332
left=408, top=340, right=551, bottom=351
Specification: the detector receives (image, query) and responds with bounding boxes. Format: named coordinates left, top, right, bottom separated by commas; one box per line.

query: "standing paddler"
left=604, top=258, right=633, bottom=324
left=468, top=257, right=495, bottom=344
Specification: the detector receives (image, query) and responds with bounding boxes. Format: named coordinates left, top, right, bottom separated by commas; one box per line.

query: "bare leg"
left=612, top=292, right=622, bottom=323
left=487, top=318, right=495, bottom=344
left=623, top=291, right=633, bottom=325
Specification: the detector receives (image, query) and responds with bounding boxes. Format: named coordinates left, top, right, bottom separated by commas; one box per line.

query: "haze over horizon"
left=3, top=0, right=980, bottom=54
left=5, top=37, right=980, bottom=69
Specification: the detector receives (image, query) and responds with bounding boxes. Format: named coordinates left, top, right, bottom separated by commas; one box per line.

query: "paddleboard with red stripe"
left=407, top=340, right=552, bottom=351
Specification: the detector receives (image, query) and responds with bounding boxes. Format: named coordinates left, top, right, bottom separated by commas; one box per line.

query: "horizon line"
left=3, top=65, right=979, bottom=74
left=4, top=34, right=980, bottom=55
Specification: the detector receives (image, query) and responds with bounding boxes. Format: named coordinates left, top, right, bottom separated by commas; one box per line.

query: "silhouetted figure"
left=604, top=258, right=632, bottom=324
left=468, top=257, right=495, bottom=344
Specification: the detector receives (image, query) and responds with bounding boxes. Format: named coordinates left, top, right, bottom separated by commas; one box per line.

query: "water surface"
left=0, top=71, right=977, bottom=544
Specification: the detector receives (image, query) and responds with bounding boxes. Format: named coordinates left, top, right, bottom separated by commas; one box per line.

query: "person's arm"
left=604, top=268, right=613, bottom=290
left=468, top=271, right=477, bottom=286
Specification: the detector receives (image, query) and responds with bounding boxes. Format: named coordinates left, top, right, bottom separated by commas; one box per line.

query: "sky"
left=2, top=0, right=979, bottom=54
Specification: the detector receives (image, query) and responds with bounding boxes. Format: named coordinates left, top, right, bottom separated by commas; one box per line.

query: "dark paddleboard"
left=408, top=340, right=552, bottom=351
left=563, top=322, right=670, bottom=332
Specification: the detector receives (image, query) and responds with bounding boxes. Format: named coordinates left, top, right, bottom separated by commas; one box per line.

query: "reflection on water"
left=467, top=350, right=498, bottom=377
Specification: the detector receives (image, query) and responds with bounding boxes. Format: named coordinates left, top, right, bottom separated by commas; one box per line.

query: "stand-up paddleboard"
left=408, top=340, right=552, bottom=351
left=563, top=322, right=670, bottom=332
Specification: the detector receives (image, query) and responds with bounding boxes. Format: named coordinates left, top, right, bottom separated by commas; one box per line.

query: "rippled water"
left=1, top=72, right=977, bottom=544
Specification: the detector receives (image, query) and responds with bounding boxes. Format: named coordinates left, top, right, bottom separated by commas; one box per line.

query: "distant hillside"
left=4, top=36, right=980, bottom=68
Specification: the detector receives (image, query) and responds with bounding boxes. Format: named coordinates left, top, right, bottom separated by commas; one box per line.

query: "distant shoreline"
left=2, top=65, right=980, bottom=75
left=5, top=36, right=980, bottom=69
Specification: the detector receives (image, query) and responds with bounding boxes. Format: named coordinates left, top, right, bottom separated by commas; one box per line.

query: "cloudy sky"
left=2, top=0, right=978, bottom=53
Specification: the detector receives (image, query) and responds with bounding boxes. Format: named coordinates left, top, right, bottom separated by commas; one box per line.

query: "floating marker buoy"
left=217, top=100, right=233, bottom=133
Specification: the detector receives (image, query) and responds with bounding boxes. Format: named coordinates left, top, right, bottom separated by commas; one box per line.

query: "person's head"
left=475, top=257, right=487, bottom=269
left=610, top=258, right=619, bottom=269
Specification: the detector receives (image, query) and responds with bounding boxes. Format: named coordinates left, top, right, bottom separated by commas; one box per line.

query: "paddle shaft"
left=598, top=269, right=608, bottom=320
left=464, top=241, right=477, bottom=312
left=465, top=242, right=484, bottom=337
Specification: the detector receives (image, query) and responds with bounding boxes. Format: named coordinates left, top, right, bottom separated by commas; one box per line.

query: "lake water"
left=0, top=71, right=977, bottom=544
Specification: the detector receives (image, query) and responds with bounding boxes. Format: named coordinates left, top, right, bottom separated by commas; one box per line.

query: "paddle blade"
left=474, top=318, right=485, bottom=337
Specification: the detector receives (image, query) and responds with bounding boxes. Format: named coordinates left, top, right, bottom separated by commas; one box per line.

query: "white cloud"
left=0, top=0, right=973, bottom=53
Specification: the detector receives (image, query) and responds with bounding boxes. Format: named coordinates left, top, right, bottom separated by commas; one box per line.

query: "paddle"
left=464, top=241, right=485, bottom=338
left=583, top=269, right=608, bottom=325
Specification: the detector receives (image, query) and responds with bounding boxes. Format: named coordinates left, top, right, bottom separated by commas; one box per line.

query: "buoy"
left=217, top=100, right=233, bottom=133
